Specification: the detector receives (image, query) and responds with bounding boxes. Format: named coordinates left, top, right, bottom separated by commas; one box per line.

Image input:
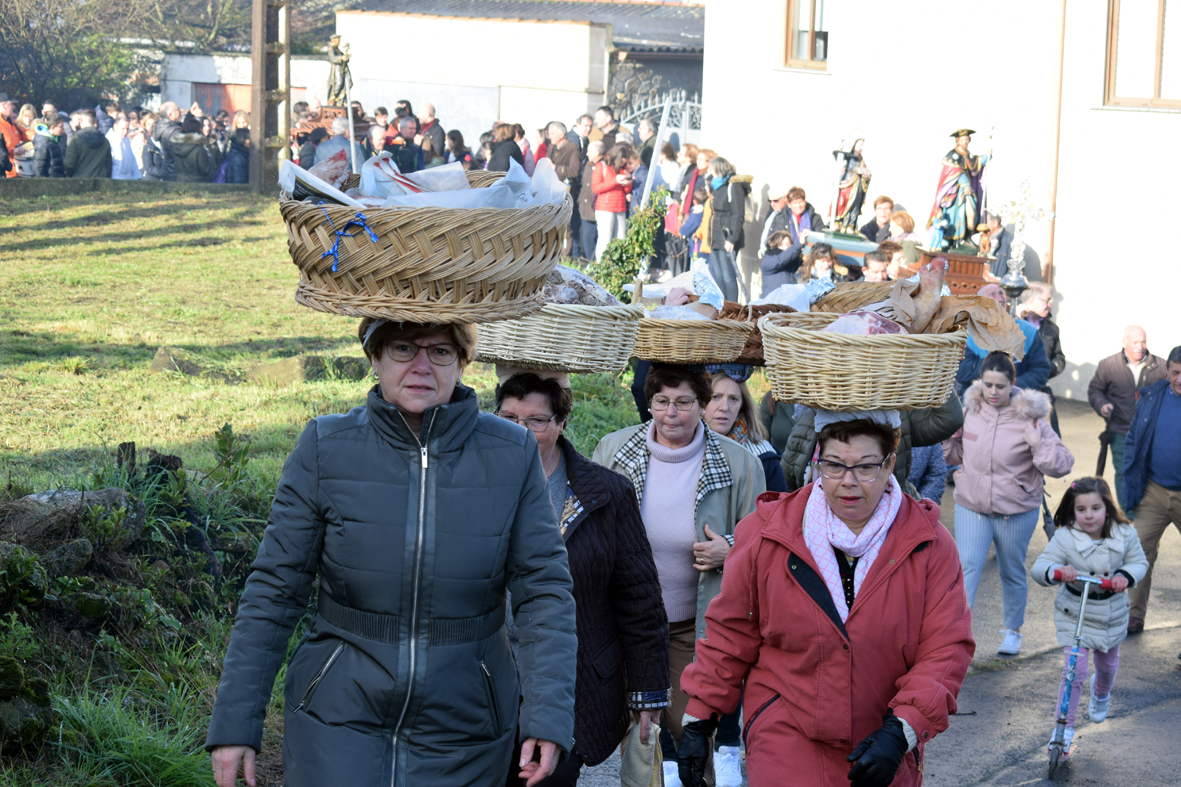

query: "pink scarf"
left=803, top=480, right=902, bottom=622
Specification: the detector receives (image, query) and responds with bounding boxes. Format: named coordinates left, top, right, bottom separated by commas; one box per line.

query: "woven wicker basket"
left=633, top=318, right=754, bottom=364
left=759, top=312, right=966, bottom=410
left=810, top=281, right=895, bottom=314
left=474, top=304, right=645, bottom=373
left=717, top=301, right=796, bottom=365
left=280, top=171, right=572, bottom=323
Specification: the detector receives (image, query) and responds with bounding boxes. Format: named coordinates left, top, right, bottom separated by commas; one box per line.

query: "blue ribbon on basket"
left=318, top=202, right=379, bottom=272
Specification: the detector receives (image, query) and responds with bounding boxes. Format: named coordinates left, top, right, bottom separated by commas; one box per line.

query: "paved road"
left=580, top=399, right=1181, bottom=785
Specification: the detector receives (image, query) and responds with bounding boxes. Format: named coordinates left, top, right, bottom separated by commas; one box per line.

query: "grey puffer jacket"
left=781, top=395, right=965, bottom=495
left=206, top=384, right=577, bottom=787
left=1032, top=524, right=1148, bottom=652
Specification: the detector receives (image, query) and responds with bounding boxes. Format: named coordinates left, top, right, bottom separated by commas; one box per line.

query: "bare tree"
left=0, top=0, right=150, bottom=106
left=143, top=0, right=252, bottom=51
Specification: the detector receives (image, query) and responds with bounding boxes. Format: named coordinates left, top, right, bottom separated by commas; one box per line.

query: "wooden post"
left=250, top=0, right=291, bottom=194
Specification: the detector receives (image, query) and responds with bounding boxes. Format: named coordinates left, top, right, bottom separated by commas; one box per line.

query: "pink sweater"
left=641, top=421, right=705, bottom=623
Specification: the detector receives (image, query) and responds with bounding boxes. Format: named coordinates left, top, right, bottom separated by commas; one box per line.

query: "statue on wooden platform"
left=926, top=129, right=990, bottom=251
left=326, top=35, right=352, bottom=108
left=830, top=136, right=871, bottom=234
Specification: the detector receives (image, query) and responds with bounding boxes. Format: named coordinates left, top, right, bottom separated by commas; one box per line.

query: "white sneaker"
left=1047, top=726, right=1075, bottom=756
left=997, top=628, right=1023, bottom=655
left=1089, top=673, right=1111, bottom=722
left=713, top=745, right=743, bottom=787
left=663, top=760, right=682, bottom=787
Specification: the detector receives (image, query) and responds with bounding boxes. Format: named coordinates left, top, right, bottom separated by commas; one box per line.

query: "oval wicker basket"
left=474, top=304, right=646, bottom=373
left=759, top=312, right=966, bottom=410
left=633, top=318, right=754, bottom=364
left=716, top=301, right=796, bottom=365
left=280, top=170, right=572, bottom=323
left=810, top=281, right=895, bottom=314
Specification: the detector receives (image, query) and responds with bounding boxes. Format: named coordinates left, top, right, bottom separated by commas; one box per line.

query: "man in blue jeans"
left=1088, top=325, right=1167, bottom=513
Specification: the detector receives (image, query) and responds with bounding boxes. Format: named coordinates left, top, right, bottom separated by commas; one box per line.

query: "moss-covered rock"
left=0, top=693, right=53, bottom=749
left=72, top=592, right=113, bottom=623
left=0, top=655, right=24, bottom=701
left=42, top=538, right=93, bottom=578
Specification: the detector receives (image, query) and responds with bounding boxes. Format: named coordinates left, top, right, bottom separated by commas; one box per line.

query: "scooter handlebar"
left=1052, top=569, right=1115, bottom=590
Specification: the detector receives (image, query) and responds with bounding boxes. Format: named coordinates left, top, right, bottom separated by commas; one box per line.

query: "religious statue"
left=830, top=136, right=871, bottom=234
left=926, top=129, right=990, bottom=251
left=326, top=34, right=352, bottom=108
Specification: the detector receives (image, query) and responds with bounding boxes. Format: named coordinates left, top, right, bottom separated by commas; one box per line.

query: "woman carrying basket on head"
left=677, top=415, right=974, bottom=787
left=593, top=364, right=764, bottom=787
left=207, top=319, right=577, bottom=787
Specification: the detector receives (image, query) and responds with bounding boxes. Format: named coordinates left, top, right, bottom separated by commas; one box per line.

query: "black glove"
left=846, top=714, right=909, bottom=787
left=677, top=715, right=719, bottom=787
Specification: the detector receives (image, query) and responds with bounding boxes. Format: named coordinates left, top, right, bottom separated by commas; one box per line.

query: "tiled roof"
left=342, top=0, right=705, bottom=51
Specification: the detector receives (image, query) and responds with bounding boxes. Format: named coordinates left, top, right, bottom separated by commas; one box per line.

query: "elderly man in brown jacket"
left=1088, top=325, right=1167, bottom=513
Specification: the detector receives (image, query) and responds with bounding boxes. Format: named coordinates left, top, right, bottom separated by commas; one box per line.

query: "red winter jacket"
left=591, top=160, right=630, bottom=213
left=682, top=487, right=974, bottom=787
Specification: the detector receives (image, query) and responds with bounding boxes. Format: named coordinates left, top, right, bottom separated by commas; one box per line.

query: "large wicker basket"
left=759, top=312, right=966, bottom=410
left=810, top=282, right=895, bottom=314
left=280, top=170, right=572, bottom=323
left=633, top=318, right=754, bottom=364
left=474, top=304, right=645, bottom=373
left=717, top=301, right=796, bottom=365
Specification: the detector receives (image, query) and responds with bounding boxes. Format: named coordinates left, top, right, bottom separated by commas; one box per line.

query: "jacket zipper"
left=295, top=641, right=345, bottom=712
left=390, top=410, right=437, bottom=787
left=479, top=659, right=502, bottom=732
left=742, top=693, right=780, bottom=746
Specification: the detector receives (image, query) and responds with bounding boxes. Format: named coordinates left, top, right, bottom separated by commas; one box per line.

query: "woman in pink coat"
left=678, top=418, right=974, bottom=787
left=946, top=351, right=1074, bottom=657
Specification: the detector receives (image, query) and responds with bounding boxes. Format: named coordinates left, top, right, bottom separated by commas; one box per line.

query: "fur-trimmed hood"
left=169, top=131, right=207, bottom=146
left=963, top=380, right=1052, bottom=421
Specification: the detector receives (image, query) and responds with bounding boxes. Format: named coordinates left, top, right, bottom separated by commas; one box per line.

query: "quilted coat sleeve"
left=909, top=395, right=965, bottom=448
left=506, top=444, right=578, bottom=753
left=681, top=511, right=767, bottom=721
left=206, top=421, right=325, bottom=752
left=606, top=475, right=671, bottom=694
left=888, top=527, right=975, bottom=744
left=1031, top=420, right=1073, bottom=478
left=1030, top=528, right=1072, bottom=587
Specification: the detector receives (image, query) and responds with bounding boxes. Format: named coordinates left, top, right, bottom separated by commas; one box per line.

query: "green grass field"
left=0, top=189, right=650, bottom=490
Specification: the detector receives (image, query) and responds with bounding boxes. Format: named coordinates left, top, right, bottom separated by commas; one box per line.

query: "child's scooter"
left=1048, top=569, right=1114, bottom=778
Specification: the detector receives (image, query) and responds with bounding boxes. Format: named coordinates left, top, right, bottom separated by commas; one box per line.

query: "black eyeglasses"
left=815, top=454, right=894, bottom=482
left=650, top=397, right=699, bottom=412
left=385, top=341, right=460, bottom=366
left=496, top=413, right=558, bottom=432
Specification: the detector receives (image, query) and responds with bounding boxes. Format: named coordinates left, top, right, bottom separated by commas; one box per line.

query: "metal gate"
left=621, top=89, right=703, bottom=208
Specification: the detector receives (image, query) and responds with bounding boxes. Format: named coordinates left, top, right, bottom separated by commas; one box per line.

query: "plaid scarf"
left=803, top=479, right=901, bottom=623
left=611, top=421, right=734, bottom=509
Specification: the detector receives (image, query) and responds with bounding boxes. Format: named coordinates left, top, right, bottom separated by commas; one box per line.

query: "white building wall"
left=160, top=52, right=328, bottom=108
left=335, top=12, right=608, bottom=142
left=702, top=0, right=1180, bottom=397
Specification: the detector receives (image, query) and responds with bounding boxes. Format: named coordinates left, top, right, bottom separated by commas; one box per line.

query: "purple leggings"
left=1056, top=645, right=1120, bottom=726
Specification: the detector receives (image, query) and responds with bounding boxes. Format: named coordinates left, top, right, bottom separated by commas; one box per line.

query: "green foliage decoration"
left=588, top=189, right=669, bottom=304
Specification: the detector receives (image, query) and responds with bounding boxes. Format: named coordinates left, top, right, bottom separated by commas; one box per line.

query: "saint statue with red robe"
left=927, top=129, right=989, bottom=251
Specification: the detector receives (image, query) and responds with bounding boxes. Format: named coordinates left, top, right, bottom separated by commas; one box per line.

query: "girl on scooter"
left=1032, top=477, right=1148, bottom=755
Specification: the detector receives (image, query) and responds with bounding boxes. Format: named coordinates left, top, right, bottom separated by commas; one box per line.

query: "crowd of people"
left=0, top=95, right=251, bottom=183
left=9, top=92, right=1174, bottom=787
